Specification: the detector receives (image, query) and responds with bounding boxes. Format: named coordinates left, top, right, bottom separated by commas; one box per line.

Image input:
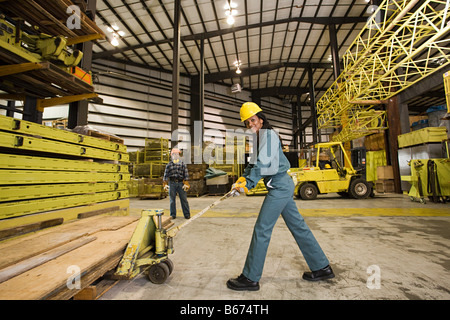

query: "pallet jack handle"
left=166, top=189, right=239, bottom=238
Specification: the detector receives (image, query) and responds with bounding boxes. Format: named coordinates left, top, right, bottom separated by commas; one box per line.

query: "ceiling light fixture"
left=224, top=1, right=237, bottom=10
left=234, top=59, right=242, bottom=74
left=225, top=1, right=237, bottom=25
left=106, top=23, right=125, bottom=47
left=227, top=15, right=235, bottom=25
left=111, top=35, right=119, bottom=47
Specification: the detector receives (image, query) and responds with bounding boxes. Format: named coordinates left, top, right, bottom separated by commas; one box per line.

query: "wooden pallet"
left=0, top=215, right=139, bottom=300
left=72, top=278, right=119, bottom=300
left=138, top=193, right=167, bottom=200
left=86, top=129, right=124, bottom=144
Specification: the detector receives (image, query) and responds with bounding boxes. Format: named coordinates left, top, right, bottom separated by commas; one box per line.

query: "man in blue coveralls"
left=226, top=102, right=334, bottom=291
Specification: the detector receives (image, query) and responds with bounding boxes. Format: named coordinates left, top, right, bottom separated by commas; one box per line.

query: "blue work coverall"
left=242, top=129, right=330, bottom=282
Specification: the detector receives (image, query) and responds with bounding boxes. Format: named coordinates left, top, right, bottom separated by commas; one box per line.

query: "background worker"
left=226, top=102, right=334, bottom=291
left=163, top=148, right=191, bottom=220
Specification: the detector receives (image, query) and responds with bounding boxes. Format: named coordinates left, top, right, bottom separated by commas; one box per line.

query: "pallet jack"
left=113, top=189, right=239, bottom=284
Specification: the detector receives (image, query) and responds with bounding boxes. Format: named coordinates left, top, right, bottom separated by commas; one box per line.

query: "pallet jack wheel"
left=146, top=262, right=170, bottom=284
left=162, top=258, right=174, bottom=275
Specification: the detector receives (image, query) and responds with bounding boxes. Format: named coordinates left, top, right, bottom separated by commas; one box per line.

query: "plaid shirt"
left=163, top=160, right=189, bottom=181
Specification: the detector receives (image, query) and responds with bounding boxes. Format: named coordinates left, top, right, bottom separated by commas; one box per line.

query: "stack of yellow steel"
left=397, top=127, right=448, bottom=148
left=0, top=114, right=130, bottom=238
left=128, top=137, right=169, bottom=199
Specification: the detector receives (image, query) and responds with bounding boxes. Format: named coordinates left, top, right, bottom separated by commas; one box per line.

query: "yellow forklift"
left=293, top=142, right=373, bottom=200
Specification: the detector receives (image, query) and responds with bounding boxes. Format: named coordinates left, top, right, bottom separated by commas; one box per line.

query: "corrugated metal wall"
left=1, top=59, right=329, bottom=152
left=90, top=59, right=295, bottom=152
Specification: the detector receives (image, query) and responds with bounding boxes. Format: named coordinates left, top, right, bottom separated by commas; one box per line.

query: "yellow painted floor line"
left=130, top=207, right=450, bottom=218
left=297, top=208, right=450, bottom=217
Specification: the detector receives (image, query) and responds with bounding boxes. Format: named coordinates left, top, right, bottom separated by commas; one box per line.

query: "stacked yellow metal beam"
left=0, top=114, right=129, bottom=228
left=129, top=138, right=169, bottom=199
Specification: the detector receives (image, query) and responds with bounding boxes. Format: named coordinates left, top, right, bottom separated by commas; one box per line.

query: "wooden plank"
left=93, top=279, right=119, bottom=300
left=0, top=215, right=139, bottom=270
left=0, top=218, right=63, bottom=241
left=0, top=236, right=96, bottom=284
left=72, top=285, right=97, bottom=300
left=0, top=221, right=138, bottom=300
left=77, top=206, right=120, bottom=219
left=0, top=62, right=43, bottom=77
left=49, top=254, right=122, bottom=300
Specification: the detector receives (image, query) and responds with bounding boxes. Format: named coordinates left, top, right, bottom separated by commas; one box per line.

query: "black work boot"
left=302, top=265, right=335, bottom=281
left=226, top=274, right=260, bottom=291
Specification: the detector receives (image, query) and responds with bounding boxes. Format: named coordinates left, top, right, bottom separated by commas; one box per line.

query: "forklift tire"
left=299, top=183, right=318, bottom=200
left=162, top=258, right=174, bottom=275
left=349, top=178, right=370, bottom=199
left=146, top=262, right=170, bottom=284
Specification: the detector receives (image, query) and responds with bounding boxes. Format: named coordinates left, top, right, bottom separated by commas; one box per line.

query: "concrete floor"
left=100, top=193, right=450, bottom=300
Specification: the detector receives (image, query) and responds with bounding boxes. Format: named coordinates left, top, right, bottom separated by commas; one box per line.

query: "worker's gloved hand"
left=182, top=181, right=190, bottom=191
left=232, top=177, right=248, bottom=194
left=163, top=181, right=169, bottom=192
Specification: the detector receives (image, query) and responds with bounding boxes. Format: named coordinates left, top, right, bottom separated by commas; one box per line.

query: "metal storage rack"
left=0, top=0, right=105, bottom=120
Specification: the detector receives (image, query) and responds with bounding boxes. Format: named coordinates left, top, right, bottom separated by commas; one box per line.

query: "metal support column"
left=6, top=101, right=15, bottom=117
left=291, top=101, right=298, bottom=150
left=68, top=0, right=97, bottom=129
left=328, top=24, right=341, bottom=80
left=23, top=96, right=41, bottom=123
left=190, top=38, right=204, bottom=133
left=190, top=37, right=204, bottom=162
left=199, top=36, right=204, bottom=129
left=171, top=0, right=181, bottom=142
left=385, top=96, right=402, bottom=193
left=308, top=66, right=318, bottom=144
left=297, top=95, right=303, bottom=149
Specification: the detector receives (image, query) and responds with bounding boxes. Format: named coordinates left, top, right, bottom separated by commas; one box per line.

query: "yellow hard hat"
left=240, top=102, right=262, bottom=122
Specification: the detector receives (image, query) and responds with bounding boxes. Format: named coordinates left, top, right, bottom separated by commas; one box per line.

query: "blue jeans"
left=242, top=172, right=329, bottom=282
left=169, top=181, right=190, bottom=218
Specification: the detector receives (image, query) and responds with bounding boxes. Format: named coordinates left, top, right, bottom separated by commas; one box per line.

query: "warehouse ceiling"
left=91, top=0, right=373, bottom=105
